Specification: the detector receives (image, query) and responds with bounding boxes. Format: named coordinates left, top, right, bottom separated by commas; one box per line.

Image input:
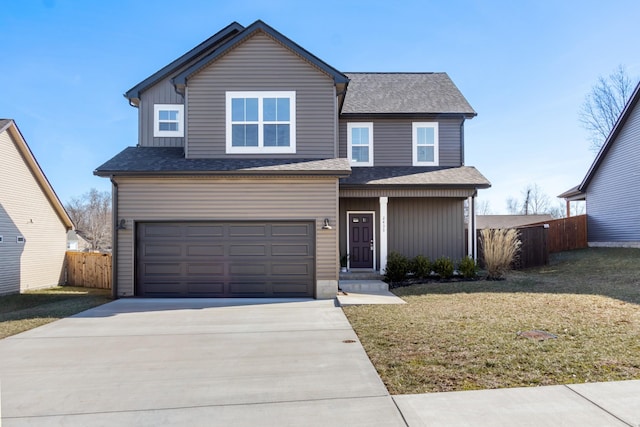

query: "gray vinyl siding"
left=388, top=198, right=465, bottom=261
left=586, top=99, right=640, bottom=243
left=339, top=198, right=380, bottom=269
left=138, top=78, right=185, bottom=147
left=186, top=32, right=337, bottom=159
left=114, top=176, right=339, bottom=297
left=0, top=129, right=67, bottom=294
left=338, top=118, right=463, bottom=166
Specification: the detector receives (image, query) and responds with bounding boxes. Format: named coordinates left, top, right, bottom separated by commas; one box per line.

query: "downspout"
left=110, top=177, right=118, bottom=299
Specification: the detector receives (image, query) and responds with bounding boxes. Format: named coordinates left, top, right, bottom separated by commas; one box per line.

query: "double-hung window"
left=153, top=104, right=184, bottom=137
left=226, top=91, right=296, bottom=153
left=412, top=122, right=439, bottom=166
left=347, top=122, right=373, bottom=166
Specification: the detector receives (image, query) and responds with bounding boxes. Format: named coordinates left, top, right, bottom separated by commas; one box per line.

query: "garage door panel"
left=137, top=221, right=314, bottom=297
left=271, top=224, right=311, bottom=236
left=229, top=244, right=266, bottom=256
left=143, top=244, right=182, bottom=257
left=186, top=225, right=224, bottom=237
left=228, top=225, right=267, bottom=237
left=186, top=263, right=225, bottom=275
left=187, top=244, right=224, bottom=257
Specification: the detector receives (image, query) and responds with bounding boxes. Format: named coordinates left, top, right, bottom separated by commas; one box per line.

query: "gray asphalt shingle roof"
left=340, top=166, right=490, bottom=187
left=341, top=73, right=476, bottom=116
left=94, top=147, right=352, bottom=176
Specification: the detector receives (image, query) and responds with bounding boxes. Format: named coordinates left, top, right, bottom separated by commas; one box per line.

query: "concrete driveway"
left=0, top=298, right=406, bottom=426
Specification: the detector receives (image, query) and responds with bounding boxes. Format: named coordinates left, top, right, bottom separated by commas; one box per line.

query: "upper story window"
left=226, top=91, right=296, bottom=154
left=347, top=122, right=373, bottom=167
left=412, top=122, right=439, bottom=166
left=153, top=104, right=184, bottom=137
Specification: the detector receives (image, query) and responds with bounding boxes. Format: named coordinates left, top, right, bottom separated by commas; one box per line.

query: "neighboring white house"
left=559, top=82, right=640, bottom=248
left=0, top=119, right=74, bottom=294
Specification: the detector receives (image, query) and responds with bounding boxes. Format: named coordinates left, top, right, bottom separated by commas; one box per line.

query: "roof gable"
left=341, top=73, right=476, bottom=116
left=124, top=22, right=244, bottom=104
left=580, top=81, right=640, bottom=191
left=0, top=119, right=73, bottom=230
left=172, top=20, right=349, bottom=88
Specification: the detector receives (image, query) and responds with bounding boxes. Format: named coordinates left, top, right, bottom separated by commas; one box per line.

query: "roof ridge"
left=344, top=71, right=446, bottom=75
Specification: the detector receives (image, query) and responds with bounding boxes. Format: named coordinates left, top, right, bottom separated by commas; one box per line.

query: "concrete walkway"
left=0, top=299, right=405, bottom=426
left=1, top=298, right=639, bottom=426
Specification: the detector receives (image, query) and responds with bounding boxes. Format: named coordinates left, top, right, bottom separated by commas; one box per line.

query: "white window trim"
left=412, top=122, right=439, bottom=166
left=347, top=122, right=374, bottom=167
left=153, top=104, right=184, bottom=138
left=225, top=91, right=296, bottom=154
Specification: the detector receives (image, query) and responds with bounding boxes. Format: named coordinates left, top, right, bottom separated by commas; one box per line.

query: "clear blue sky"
left=2, top=0, right=639, bottom=213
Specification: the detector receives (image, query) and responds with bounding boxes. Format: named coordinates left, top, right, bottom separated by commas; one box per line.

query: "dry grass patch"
left=343, top=248, right=640, bottom=394
left=0, top=286, right=112, bottom=339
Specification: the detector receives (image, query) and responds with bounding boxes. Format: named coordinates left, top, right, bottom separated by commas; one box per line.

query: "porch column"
left=379, top=196, right=388, bottom=273
left=467, top=195, right=477, bottom=260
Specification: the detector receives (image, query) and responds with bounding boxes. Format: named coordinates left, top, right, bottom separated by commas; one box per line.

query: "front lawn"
left=0, top=286, right=112, bottom=339
left=343, top=248, right=640, bottom=394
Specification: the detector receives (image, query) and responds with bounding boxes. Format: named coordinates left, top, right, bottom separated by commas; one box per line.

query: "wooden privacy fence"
left=533, top=214, right=587, bottom=253
left=476, top=224, right=549, bottom=269
left=65, top=252, right=112, bottom=289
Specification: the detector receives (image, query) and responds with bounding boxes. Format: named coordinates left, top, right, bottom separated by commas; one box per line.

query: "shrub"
left=458, top=256, right=477, bottom=279
left=433, top=256, right=454, bottom=279
left=385, top=252, right=410, bottom=283
left=480, top=228, right=522, bottom=280
left=410, top=255, right=431, bottom=279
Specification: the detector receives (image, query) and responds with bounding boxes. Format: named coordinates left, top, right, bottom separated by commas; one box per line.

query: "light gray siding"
left=138, top=78, right=185, bottom=147
left=114, top=176, right=339, bottom=297
left=186, top=32, right=337, bottom=159
left=338, top=118, right=463, bottom=166
left=388, top=198, right=465, bottom=261
left=0, top=129, right=67, bottom=294
left=586, top=98, right=640, bottom=243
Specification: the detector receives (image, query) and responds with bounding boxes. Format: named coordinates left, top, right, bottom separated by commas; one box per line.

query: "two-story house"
left=95, top=20, right=490, bottom=299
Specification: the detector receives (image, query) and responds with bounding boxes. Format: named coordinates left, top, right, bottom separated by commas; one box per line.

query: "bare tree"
left=579, top=65, right=637, bottom=152
left=66, top=188, right=112, bottom=252
left=476, top=199, right=492, bottom=215
left=506, top=197, right=520, bottom=215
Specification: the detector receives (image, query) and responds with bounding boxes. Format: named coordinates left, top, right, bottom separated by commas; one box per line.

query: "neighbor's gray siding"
left=114, top=176, right=339, bottom=297
left=586, top=98, right=640, bottom=243
left=187, top=31, right=337, bottom=159
left=338, top=118, right=463, bottom=166
left=0, top=129, right=67, bottom=294
left=388, top=198, right=465, bottom=261
left=339, top=198, right=380, bottom=269
left=138, top=78, right=185, bottom=147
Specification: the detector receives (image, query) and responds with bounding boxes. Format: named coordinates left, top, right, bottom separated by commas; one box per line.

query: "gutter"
left=110, top=177, right=118, bottom=299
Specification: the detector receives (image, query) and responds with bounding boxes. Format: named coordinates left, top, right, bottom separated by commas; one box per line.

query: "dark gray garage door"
left=136, top=221, right=315, bottom=297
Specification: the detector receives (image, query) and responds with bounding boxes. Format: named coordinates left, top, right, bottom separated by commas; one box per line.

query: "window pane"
left=264, top=98, right=276, bottom=121
left=245, top=124, right=258, bottom=146
left=232, top=124, right=245, bottom=146
left=418, top=146, right=434, bottom=162
left=277, top=124, right=290, bottom=146
left=352, top=146, right=369, bottom=163
left=168, top=110, right=178, bottom=121
left=264, top=124, right=276, bottom=146
left=159, top=110, right=170, bottom=121
left=232, top=99, right=244, bottom=121
left=159, top=122, right=178, bottom=131
left=417, top=127, right=434, bottom=146
left=246, top=98, right=259, bottom=121
left=352, top=127, right=369, bottom=145
left=277, top=98, right=290, bottom=121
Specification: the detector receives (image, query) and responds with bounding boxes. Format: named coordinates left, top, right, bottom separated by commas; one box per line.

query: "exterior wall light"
left=322, top=218, right=333, bottom=230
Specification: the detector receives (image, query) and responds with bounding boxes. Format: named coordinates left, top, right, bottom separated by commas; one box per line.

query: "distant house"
left=67, top=230, right=91, bottom=252
left=0, top=119, right=74, bottom=294
left=559, top=81, right=640, bottom=247
left=476, top=214, right=553, bottom=229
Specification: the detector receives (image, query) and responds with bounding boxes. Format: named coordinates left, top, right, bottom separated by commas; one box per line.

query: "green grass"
left=0, top=286, right=112, bottom=339
left=343, top=248, right=640, bottom=394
